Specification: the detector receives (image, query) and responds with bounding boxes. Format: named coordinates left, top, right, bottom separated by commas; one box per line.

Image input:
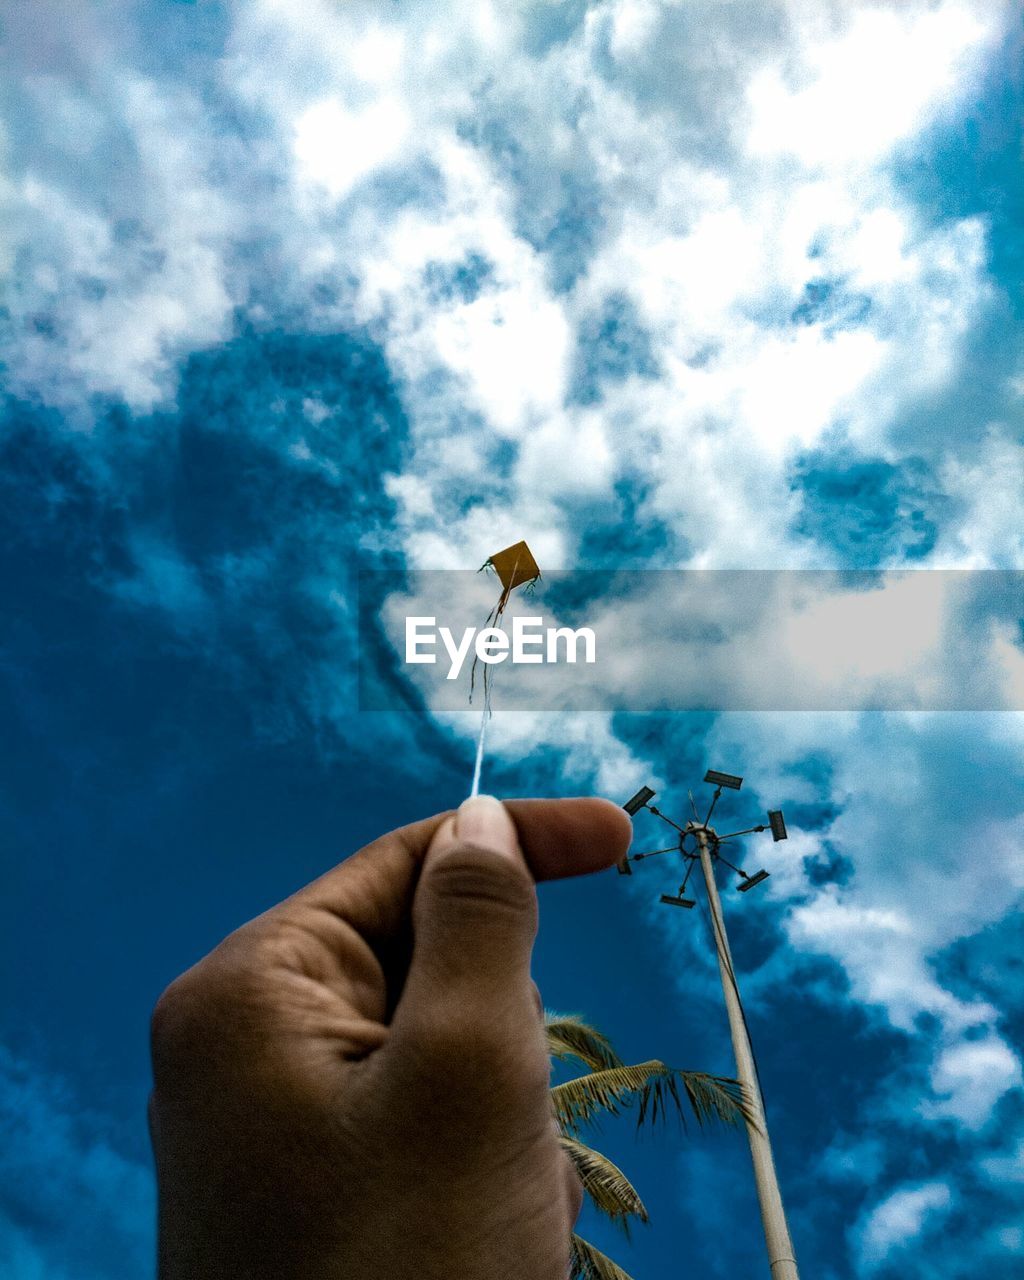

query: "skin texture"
left=150, top=794, right=633, bottom=1280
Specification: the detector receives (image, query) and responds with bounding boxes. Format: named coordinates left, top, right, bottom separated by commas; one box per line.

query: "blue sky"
left=1, top=1, right=1023, bottom=1276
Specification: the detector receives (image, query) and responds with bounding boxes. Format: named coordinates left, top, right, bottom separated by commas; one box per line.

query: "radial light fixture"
left=623, top=785, right=656, bottom=815
left=704, top=769, right=743, bottom=790
left=767, top=810, right=788, bottom=842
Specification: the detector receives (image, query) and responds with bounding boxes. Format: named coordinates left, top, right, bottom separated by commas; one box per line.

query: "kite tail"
left=468, top=592, right=505, bottom=705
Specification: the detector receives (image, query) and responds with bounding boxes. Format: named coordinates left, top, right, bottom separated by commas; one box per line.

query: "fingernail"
left=455, top=794, right=518, bottom=858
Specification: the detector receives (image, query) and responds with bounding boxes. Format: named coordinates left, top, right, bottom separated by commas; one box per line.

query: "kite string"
left=468, top=594, right=505, bottom=798
left=469, top=699, right=488, bottom=798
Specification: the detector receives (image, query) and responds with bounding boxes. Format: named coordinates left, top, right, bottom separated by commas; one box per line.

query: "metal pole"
left=695, top=828, right=800, bottom=1280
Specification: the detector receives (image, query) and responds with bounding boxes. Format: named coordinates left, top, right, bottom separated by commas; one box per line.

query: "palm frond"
left=569, top=1233, right=637, bottom=1280
left=559, top=1136, right=647, bottom=1235
left=552, top=1061, right=753, bottom=1136
left=545, top=1013, right=625, bottom=1071
left=552, top=1060, right=671, bottom=1133
left=674, top=1071, right=759, bottom=1133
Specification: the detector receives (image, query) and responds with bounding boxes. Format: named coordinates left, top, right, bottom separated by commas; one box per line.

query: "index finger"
left=291, top=796, right=632, bottom=941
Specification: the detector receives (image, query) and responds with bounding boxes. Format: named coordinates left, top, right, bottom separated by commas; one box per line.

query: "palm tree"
left=545, top=1013, right=751, bottom=1280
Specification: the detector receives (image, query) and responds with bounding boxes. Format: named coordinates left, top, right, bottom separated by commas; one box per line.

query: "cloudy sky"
left=2, top=1, right=1023, bottom=1276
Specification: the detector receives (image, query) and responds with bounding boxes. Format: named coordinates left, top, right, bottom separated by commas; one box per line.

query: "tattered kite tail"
left=468, top=582, right=511, bottom=798
left=468, top=585, right=511, bottom=707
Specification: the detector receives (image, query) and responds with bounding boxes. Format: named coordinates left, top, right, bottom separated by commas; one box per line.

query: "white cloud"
left=933, top=428, right=1024, bottom=567
left=925, top=1035, right=1024, bottom=1129
left=3, top=0, right=1009, bottom=573
left=855, top=1180, right=953, bottom=1270
left=980, top=1137, right=1024, bottom=1185
left=694, top=707, right=1024, bottom=1149
left=2, top=46, right=239, bottom=412
left=746, top=4, right=990, bottom=168
left=295, top=97, right=412, bottom=199
left=996, top=1225, right=1024, bottom=1252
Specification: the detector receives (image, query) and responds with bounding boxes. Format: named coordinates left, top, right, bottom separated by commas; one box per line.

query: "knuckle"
left=149, top=932, right=268, bottom=1070
left=426, top=842, right=538, bottom=923
left=150, top=969, right=208, bottom=1065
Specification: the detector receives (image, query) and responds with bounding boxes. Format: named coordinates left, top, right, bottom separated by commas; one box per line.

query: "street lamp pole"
left=619, top=773, right=800, bottom=1278
left=694, top=826, right=799, bottom=1280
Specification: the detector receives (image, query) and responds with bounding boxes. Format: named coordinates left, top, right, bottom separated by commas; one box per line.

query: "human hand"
left=149, top=794, right=632, bottom=1280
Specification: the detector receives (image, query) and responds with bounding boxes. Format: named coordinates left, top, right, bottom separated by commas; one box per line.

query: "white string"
left=469, top=699, right=488, bottom=797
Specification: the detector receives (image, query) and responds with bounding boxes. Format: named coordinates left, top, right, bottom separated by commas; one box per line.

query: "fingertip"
left=502, top=796, right=634, bottom=881
left=583, top=795, right=635, bottom=851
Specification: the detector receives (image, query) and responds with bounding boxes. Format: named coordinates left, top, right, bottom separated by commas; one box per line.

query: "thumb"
left=392, top=795, right=540, bottom=1044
